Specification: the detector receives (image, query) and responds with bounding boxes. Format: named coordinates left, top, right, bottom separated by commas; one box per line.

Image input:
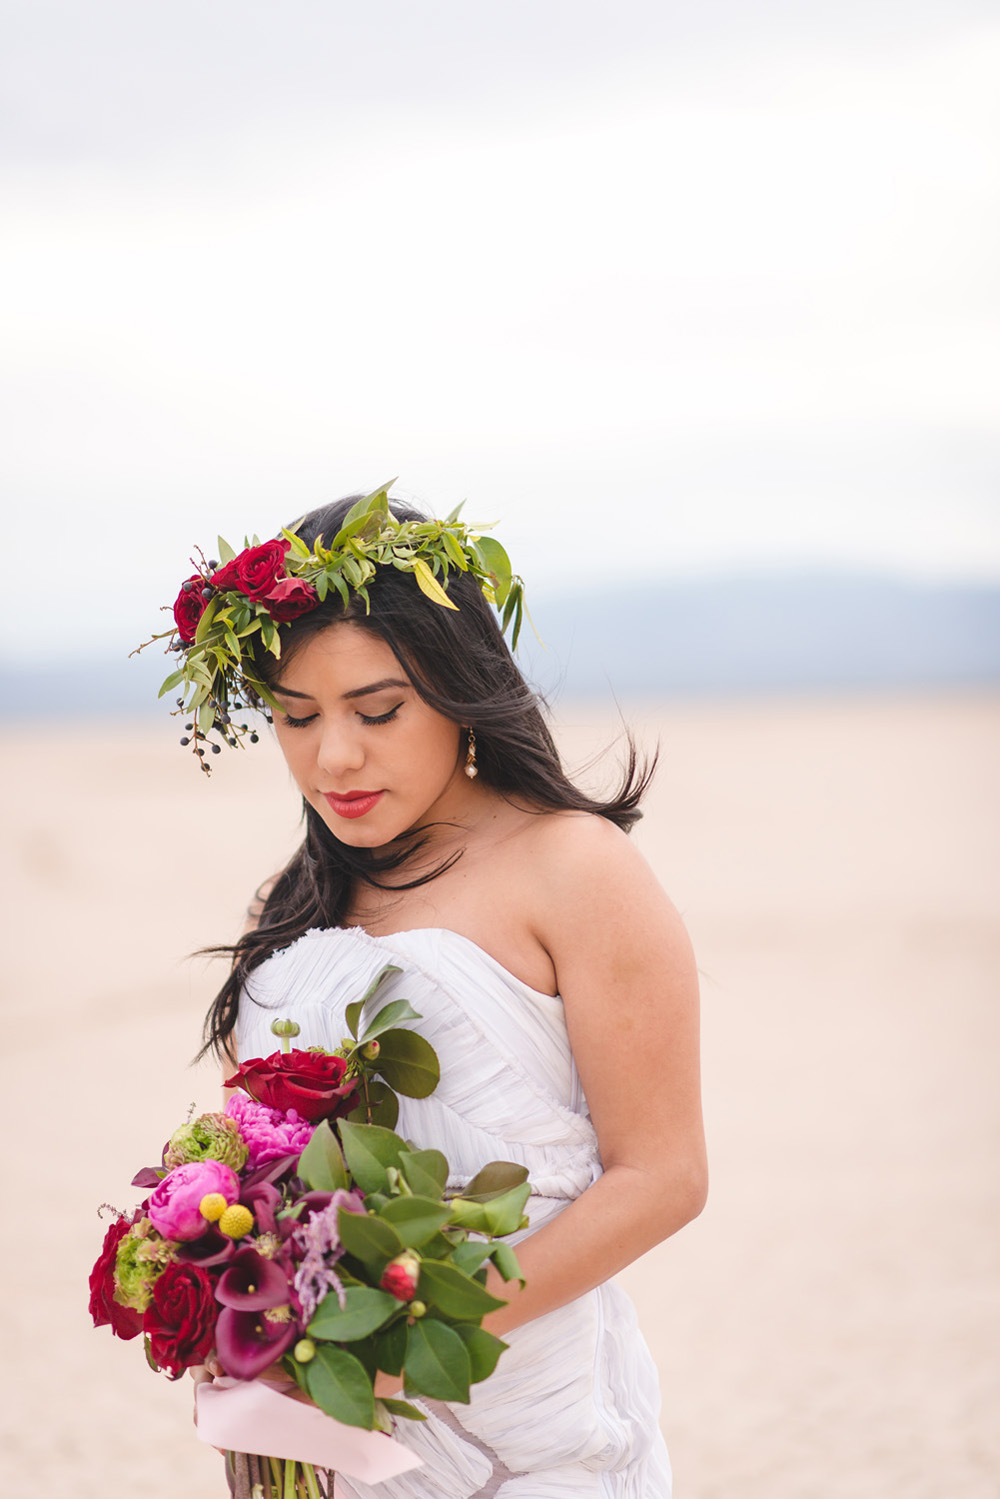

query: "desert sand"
left=1, top=690, right=997, bottom=1497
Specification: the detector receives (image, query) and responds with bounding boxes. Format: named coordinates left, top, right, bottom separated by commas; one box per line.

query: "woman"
left=193, top=490, right=706, bottom=1497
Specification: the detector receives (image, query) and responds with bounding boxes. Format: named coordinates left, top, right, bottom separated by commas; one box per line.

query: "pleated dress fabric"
left=236, top=925, right=673, bottom=1498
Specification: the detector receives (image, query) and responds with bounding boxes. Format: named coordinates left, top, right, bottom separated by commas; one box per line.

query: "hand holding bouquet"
left=89, top=966, right=531, bottom=1495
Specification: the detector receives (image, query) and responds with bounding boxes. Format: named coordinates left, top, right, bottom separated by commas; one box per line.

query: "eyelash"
left=283, top=704, right=403, bottom=730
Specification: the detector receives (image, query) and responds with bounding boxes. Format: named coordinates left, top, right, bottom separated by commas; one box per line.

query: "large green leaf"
left=357, top=997, right=423, bottom=1046
left=484, top=1183, right=531, bottom=1237
left=337, top=1207, right=403, bottom=1274
left=296, top=1122, right=348, bottom=1192
left=372, top=1317, right=407, bottom=1377
left=417, top=1261, right=507, bottom=1320
left=378, top=1397, right=427, bottom=1422
left=489, top=1242, right=525, bottom=1287
left=305, top=1345, right=375, bottom=1430
left=455, top=1325, right=508, bottom=1383
left=450, top=1240, right=492, bottom=1277
left=380, top=1195, right=452, bottom=1248
left=345, top=964, right=402, bottom=1040
left=308, top=1286, right=398, bottom=1342
left=345, top=1080, right=399, bottom=1130
left=446, top=1198, right=491, bottom=1234
left=338, top=1121, right=407, bottom=1193
left=461, top=1161, right=530, bottom=1203
left=375, top=1029, right=440, bottom=1098
left=398, top=1149, right=448, bottom=1197
left=404, top=1319, right=471, bottom=1403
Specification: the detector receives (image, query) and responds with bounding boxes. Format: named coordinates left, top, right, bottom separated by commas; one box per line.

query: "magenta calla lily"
left=174, top=1226, right=236, bottom=1269
left=214, top=1247, right=291, bottom=1311
left=214, top=1306, right=298, bottom=1379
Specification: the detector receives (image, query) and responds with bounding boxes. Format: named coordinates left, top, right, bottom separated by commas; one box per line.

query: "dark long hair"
left=200, top=494, right=655, bottom=1060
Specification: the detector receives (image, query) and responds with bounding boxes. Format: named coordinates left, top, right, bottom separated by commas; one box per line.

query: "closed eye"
left=282, top=711, right=318, bottom=728
left=358, top=703, right=403, bottom=727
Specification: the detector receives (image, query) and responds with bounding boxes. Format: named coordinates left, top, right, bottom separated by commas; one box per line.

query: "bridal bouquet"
left=89, top=966, right=530, bottom=1497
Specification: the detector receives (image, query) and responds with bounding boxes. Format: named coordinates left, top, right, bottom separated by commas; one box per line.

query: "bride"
left=191, top=489, right=706, bottom=1497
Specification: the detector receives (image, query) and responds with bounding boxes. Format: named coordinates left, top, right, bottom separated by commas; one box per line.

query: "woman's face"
left=269, top=622, right=473, bottom=849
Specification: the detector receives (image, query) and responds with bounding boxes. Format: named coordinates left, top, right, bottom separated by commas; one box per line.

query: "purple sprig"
left=292, top=1191, right=365, bottom=1324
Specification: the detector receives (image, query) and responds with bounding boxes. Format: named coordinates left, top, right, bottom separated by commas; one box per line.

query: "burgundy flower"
left=172, top=576, right=208, bottom=643
left=262, top=576, right=318, bottom=621
left=174, top=1225, right=236, bottom=1270
left=88, top=1216, right=143, bottom=1340
left=142, top=1262, right=217, bottom=1377
left=215, top=1246, right=291, bottom=1311
left=215, top=1305, right=298, bottom=1380
left=225, top=1049, right=359, bottom=1124
left=211, top=540, right=289, bottom=600
left=240, top=1181, right=282, bottom=1236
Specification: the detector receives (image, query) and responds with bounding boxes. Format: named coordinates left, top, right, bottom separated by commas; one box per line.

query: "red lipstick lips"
left=322, top=789, right=384, bottom=820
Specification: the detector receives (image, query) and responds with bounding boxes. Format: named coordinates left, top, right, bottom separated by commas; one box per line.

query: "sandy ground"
left=1, top=690, right=997, bottom=1497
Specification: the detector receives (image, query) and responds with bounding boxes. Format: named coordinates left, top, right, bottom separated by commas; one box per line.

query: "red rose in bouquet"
left=88, top=1215, right=143, bottom=1340
left=172, top=576, right=208, bottom=643
left=211, top=539, right=289, bottom=600
left=142, top=1262, right=217, bottom=1377
left=225, top=1048, right=359, bottom=1123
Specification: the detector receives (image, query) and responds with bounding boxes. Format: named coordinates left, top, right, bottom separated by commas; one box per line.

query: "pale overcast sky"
left=3, top=0, right=999, bottom=662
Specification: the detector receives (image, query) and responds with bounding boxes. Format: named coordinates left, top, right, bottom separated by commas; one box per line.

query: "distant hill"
left=2, top=572, right=998, bottom=719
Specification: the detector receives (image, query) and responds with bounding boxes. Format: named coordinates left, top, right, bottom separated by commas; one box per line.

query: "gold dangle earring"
left=464, top=727, right=478, bottom=779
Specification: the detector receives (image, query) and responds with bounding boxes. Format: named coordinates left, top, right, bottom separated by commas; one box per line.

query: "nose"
left=315, top=718, right=366, bottom=782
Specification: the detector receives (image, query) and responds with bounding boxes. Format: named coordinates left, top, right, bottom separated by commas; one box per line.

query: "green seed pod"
left=294, top=1339, right=316, bottom=1363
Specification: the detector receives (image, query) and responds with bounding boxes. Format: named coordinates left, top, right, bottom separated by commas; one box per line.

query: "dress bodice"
left=235, top=925, right=603, bottom=1201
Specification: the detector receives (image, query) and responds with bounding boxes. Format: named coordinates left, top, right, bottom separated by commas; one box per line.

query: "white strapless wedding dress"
left=236, top=925, right=672, bottom=1498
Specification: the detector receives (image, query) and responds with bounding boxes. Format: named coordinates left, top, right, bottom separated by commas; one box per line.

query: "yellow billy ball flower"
left=199, top=1192, right=228, bottom=1223
left=218, top=1204, right=254, bottom=1239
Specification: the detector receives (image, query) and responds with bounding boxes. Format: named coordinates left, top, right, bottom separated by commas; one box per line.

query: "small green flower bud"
left=408, top=1300, right=427, bottom=1318
left=294, top=1338, right=316, bottom=1362
left=270, top=1019, right=301, bottom=1039
left=362, top=1039, right=381, bottom=1060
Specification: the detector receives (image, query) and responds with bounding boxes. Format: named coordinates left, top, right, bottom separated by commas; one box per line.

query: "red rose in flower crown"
left=88, top=1215, right=144, bottom=1340
left=172, top=575, right=208, bottom=643
left=225, top=1048, right=360, bottom=1123
left=210, top=539, right=290, bottom=600
left=263, top=575, right=319, bottom=621
left=142, top=1261, right=218, bottom=1377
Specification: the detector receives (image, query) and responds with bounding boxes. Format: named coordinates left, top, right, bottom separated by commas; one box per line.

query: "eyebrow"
left=270, top=676, right=410, bottom=702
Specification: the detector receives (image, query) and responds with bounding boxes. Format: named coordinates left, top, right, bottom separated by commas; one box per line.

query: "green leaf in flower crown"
left=483, top=1183, right=532, bottom=1237
left=413, top=557, right=459, bottom=611
left=345, top=1080, right=399, bottom=1130
left=473, top=536, right=512, bottom=605
left=305, top=1345, right=375, bottom=1430
left=455, top=1325, right=508, bottom=1384
left=489, top=1242, right=525, bottom=1287
left=217, top=535, right=237, bottom=564
left=345, top=964, right=402, bottom=1040
left=157, top=669, right=185, bottom=698
left=308, top=1286, right=398, bottom=1342
left=450, top=1240, right=493, bottom=1277
left=378, top=1397, right=427, bottom=1422
left=337, top=1206, right=404, bottom=1275
left=357, top=997, right=423, bottom=1046
left=380, top=1195, right=452, bottom=1248
left=296, top=1121, right=349, bottom=1193
left=417, top=1261, right=507, bottom=1320
left=338, top=1121, right=407, bottom=1193
left=374, top=1028, right=440, bottom=1098
left=280, top=527, right=311, bottom=559
left=398, top=1148, right=448, bottom=1198
left=460, top=1161, right=530, bottom=1203
left=404, top=1319, right=471, bottom=1404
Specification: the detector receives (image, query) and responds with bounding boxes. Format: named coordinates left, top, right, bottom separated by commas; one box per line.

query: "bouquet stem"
left=225, top=1449, right=333, bottom=1499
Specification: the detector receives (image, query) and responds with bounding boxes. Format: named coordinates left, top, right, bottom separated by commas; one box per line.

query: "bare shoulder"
left=522, top=810, right=690, bottom=962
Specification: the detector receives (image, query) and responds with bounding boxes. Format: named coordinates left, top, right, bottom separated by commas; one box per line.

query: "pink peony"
left=147, top=1160, right=240, bottom=1241
left=225, top=1092, right=316, bottom=1170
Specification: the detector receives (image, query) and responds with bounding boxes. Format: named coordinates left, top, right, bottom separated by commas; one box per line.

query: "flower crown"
left=134, top=482, right=525, bottom=771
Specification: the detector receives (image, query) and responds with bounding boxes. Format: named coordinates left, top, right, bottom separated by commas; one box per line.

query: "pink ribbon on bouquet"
left=196, top=1378, right=423, bottom=1483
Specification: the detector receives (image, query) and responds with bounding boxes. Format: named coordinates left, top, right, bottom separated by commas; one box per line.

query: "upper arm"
left=532, top=816, right=706, bottom=1202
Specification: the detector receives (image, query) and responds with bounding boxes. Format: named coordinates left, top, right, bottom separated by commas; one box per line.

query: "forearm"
left=480, top=1157, right=706, bottom=1339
